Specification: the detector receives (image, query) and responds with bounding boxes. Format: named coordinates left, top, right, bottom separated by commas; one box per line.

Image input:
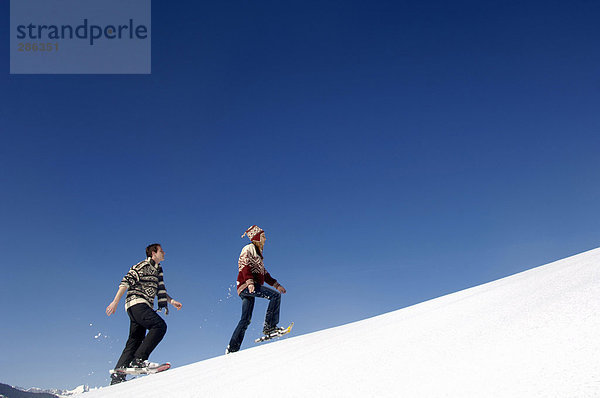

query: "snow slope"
left=85, top=248, right=600, bottom=397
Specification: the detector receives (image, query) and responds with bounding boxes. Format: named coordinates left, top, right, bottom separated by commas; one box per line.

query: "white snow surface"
left=85, top=248, right=600, bottom=397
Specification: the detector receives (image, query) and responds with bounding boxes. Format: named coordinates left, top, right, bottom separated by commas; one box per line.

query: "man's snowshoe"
left=110, top=359, right=171, bottom=376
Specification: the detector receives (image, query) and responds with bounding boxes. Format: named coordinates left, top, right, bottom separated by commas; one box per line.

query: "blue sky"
left=1, top=0, right=599, bottom=390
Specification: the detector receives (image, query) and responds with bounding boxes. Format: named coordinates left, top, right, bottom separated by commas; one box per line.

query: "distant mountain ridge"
left=0, top=383, right=58, bottom=398
left=24, top=386, right=88, bottom=397
left=0, top=384, right=88, bottom=398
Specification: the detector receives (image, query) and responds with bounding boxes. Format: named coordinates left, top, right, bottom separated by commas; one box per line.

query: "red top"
left=236, top=243, right=279, bottom=295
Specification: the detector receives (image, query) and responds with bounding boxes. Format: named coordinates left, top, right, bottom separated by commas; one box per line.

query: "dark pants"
left=228, top=285, right=281, bottom=352
left=114, top=303, right=167, bottom=370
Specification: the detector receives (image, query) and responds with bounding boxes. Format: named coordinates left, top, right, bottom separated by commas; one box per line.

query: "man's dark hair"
left=146, top=243, right=162, bottom=258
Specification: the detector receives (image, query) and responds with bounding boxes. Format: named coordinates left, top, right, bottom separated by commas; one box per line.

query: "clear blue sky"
left=1, top=0, right=599, bottom=390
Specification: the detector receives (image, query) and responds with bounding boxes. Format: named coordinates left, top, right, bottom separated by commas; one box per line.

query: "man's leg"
left=114, top=312, right=146, bottom=369
left=111, top=310, right=146, bottom=384
left=128, top=304, right=167, bottom=361
left=254, top=285, right=281, bottom=331
left=227, top=292, right=255, bottom=352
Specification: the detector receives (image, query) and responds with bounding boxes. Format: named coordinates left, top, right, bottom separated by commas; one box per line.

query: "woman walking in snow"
left=226, top=225, right=287, bottom=353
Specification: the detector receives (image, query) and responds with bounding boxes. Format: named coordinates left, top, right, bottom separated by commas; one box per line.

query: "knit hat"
left=241, top=225, right=264, bottom=241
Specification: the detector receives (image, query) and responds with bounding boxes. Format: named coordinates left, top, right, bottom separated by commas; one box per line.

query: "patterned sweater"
left=119, top=258, right=167, bottom=310
left=236, top=243, right=280, bottom=295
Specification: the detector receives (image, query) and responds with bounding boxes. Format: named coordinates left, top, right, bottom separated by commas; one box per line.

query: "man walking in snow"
left=227, top=225, right=287, bottom=353
left=106, top=243, right=182, bottom=385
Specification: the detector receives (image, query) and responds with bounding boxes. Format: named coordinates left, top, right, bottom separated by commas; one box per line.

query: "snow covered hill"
left=85, top=248, right=600, bottom=397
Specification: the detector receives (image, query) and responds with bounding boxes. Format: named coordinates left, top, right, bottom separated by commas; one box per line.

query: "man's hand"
left=248, top=284, right=255, bottom=293
left=106, top=301, right=118, bottom=316
left=106, top=286, right=127, bottom=317
left=277, top=285, right=287, bottom=294
left=170, top=299, right=183, bottom=310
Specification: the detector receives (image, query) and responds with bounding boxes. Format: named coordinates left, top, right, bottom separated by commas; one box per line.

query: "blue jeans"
left=228, top=285, right=281, bottom=352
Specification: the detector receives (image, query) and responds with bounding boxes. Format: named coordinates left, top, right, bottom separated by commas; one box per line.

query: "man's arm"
left=166, top=294, right=183, bottom=310
left=107, top=263, right=143, bottom=316
left=106, top=285, right=127, bottom=316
